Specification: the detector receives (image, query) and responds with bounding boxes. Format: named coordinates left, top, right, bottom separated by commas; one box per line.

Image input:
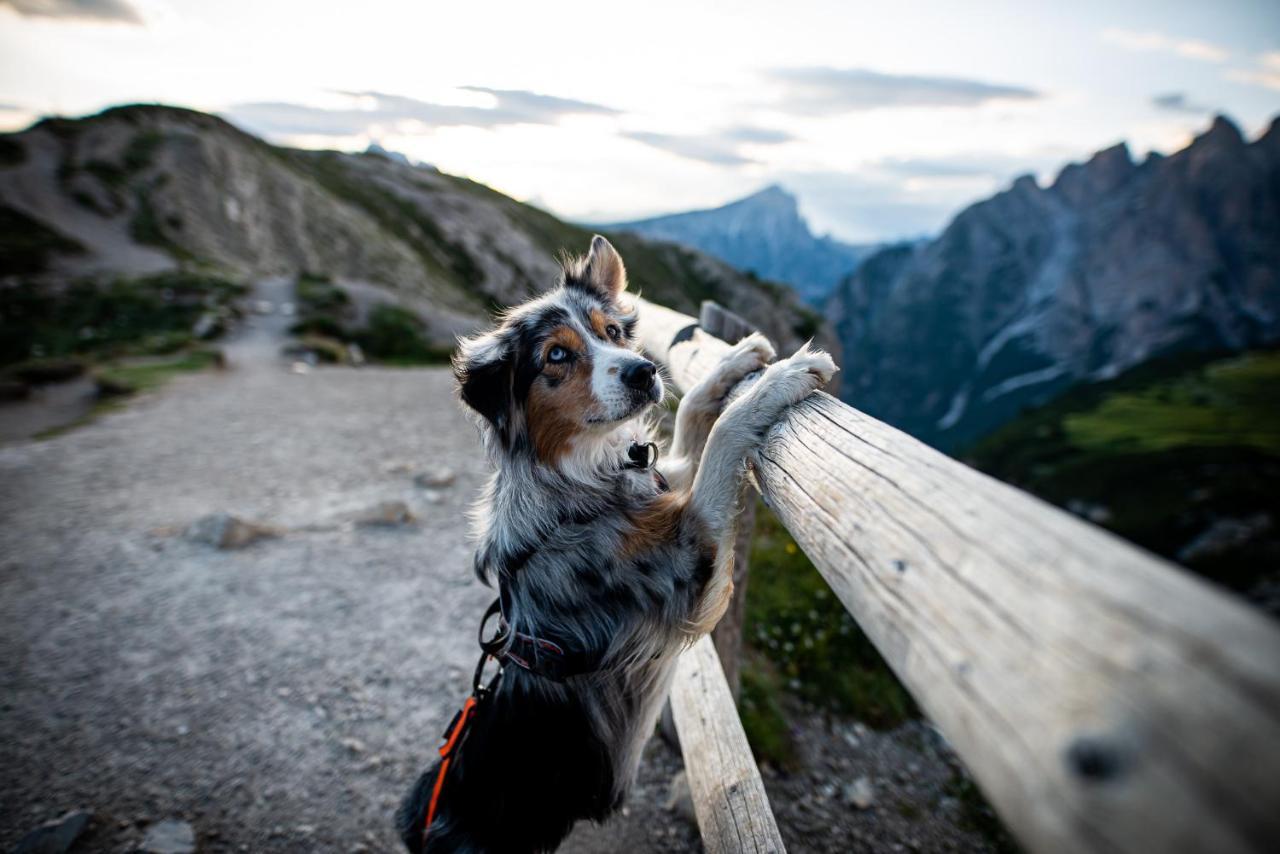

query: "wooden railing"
left=643, top=297, right=1280, bottom=854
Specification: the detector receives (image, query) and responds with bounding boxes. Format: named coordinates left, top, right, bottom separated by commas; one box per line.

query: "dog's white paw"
left=785, top=341, right=838, bottom=385
left=765, top=341, right=837, bottom=403
left=713, top=332, right=775, bottom=388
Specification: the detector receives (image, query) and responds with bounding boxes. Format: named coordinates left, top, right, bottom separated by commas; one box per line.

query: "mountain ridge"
left=0, top=104, right=828, bottom=358
left=604, top=184, right=878, bottom=304
left=828, top=114, right=1280, bottom=450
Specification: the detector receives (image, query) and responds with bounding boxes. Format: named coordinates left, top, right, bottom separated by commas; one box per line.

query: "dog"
left=397, top=235, right=836, bottom=853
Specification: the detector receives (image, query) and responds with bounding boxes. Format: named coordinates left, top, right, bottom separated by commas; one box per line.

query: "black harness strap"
left=479, top=597, right=602, bottom=682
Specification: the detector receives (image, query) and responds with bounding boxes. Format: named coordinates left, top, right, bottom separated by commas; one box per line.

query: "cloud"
left=1100, top=28, right=1229, bottom=63
left=1224, top=51, right=1280, bottom=92
left=761, top=67, right=1039, bottom=114
left=225, top=88, right=618, bottom=137
left=0, top=0, right=142, bottom=24
left=717, top=125, right=795, bottom=145
left=1152, top=92, right=1214, bottom=114
left=457, top=87, right=618, bottom=120
left=873, top=151, right=1064, bottom=180
left=622, top=125, right=794, bottom=166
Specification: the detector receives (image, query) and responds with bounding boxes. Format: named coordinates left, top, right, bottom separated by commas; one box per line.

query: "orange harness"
left=421, top=694, right=478, bottom=847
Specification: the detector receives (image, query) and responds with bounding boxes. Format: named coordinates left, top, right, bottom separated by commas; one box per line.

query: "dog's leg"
left=664, top=332, right=775, bottom=491
left=685, top=342, right=836, bottom=632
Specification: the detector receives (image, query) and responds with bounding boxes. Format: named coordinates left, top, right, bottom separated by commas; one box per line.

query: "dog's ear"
left=454, top=331, right=513, bottom=435
left=580, top=235, right=628, bottom=300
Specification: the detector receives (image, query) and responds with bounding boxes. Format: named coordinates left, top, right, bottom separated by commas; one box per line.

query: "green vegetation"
left=1062, top=353, right=1280, bottom=455
left=739, top=500, right=917, bottom=765
left=737, top=654, right=798, bottom=769
left=965, top=349, right=1280, bottom=598
left=0, top=205, right=86, bottom=275
left=92, top=349, right=223, bottom=396
left=0, top=271, right=245, bottom=368
left=355, top=304, right=454, bottom=364
left=2, top=271, right=239, bottom=437
left=289, top=273, right=452, bottom=365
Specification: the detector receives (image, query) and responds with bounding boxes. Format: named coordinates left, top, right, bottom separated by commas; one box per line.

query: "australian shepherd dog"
left=398, top=235, right=835, bottom=852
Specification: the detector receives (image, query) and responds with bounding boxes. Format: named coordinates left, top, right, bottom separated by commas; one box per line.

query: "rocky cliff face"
left=828, top=116, right=1280, bottom=450
left=0, top=105, right=827, bottom=354
left=607, top=185, right=876, bottom=304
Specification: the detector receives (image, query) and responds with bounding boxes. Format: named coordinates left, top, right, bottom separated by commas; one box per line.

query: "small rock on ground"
left=139, top=819, right=196, bottom=854
left=185, top=513, right=278, bottom=550
left=13, top=810, right=91, bottom=854
left=355, top=500, right=414, bottom=528
left=413, top=469, right=456, bottom=489
left=843, top=776, right=875, bottom=810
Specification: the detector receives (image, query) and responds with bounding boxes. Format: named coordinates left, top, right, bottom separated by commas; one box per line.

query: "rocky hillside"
left=607, top=185, right=877, bottom=305
left=829, top=116, right=1280, bottom=450
left=0, top=105, right=825, bottom=353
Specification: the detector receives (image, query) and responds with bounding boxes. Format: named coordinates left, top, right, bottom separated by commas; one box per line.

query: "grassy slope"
left=963, top=349, right=1280, bottom=600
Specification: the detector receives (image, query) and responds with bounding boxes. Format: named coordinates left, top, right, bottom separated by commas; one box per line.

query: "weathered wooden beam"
left=637, top=296, right=1280, bottom=854
left=670, top=635, right=786, bottom=854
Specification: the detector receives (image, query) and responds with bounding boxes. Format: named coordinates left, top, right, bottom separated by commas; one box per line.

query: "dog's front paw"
left=708, top=332, right=775, bottom=400
left=766, top=341, right=838, bottom=404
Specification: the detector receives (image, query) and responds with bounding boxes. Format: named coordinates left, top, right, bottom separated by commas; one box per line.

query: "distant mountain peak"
left=605, top=184, right=877, bottom=304
left=1197, top=115, right=1246, bottom=150
left=1051, top=141, right=1136, bottom=204
left=744, top=183, right=794, bottom=202
left=722, top=184, right=801, bottom=221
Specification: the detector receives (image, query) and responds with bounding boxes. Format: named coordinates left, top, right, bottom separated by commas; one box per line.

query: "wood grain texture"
left=670, top=636, right=787, bottom=854
left=637, top=297, right=1280, bottom=854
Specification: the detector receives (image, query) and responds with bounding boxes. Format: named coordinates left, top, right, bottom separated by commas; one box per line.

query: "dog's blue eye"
left=548, top=346, right=568, bottom=363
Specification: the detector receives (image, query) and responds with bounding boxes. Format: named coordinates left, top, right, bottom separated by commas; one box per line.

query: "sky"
left=1, top=0, right=1278, bottom=242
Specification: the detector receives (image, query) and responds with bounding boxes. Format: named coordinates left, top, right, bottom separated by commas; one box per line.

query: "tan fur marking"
left=588, top=309, right=610, bottom=341
left=527, top=327, right=593, bottom=463
left=543, top=327, right=584, bottom=359
left=619, top=490, right=690, bottom=560
left=688, top=548, right=735, bottom=635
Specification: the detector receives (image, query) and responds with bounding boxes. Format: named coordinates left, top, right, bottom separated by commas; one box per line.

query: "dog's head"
left=454, top=235, right=664, bottom=463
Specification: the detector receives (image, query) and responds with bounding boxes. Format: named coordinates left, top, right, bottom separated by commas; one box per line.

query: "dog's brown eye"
left=547, top=346, right=569, bottom=363
left=606, top=324, right=621, bottom=341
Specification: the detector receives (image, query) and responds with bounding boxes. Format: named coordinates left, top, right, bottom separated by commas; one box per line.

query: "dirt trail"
left=0, top=281, right=698, bottom=852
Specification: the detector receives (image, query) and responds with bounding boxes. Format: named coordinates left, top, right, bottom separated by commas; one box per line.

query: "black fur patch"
left=396, top=676, right=616, bottom=853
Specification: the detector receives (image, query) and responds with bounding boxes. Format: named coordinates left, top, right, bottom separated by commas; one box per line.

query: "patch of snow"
left=980, top=364, right=1069, bottom=402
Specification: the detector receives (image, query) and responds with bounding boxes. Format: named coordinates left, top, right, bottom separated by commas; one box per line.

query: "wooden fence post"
left=699, top=300, right=758, bottom=702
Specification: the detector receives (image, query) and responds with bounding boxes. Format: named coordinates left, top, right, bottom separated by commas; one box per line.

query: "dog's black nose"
left=621, top=359, right=657, bottom=391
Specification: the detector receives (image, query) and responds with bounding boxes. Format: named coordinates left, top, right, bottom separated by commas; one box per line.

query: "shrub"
left=353, top=304, right=452, bottom=364
left=0, top=272, right=244, bottom=367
